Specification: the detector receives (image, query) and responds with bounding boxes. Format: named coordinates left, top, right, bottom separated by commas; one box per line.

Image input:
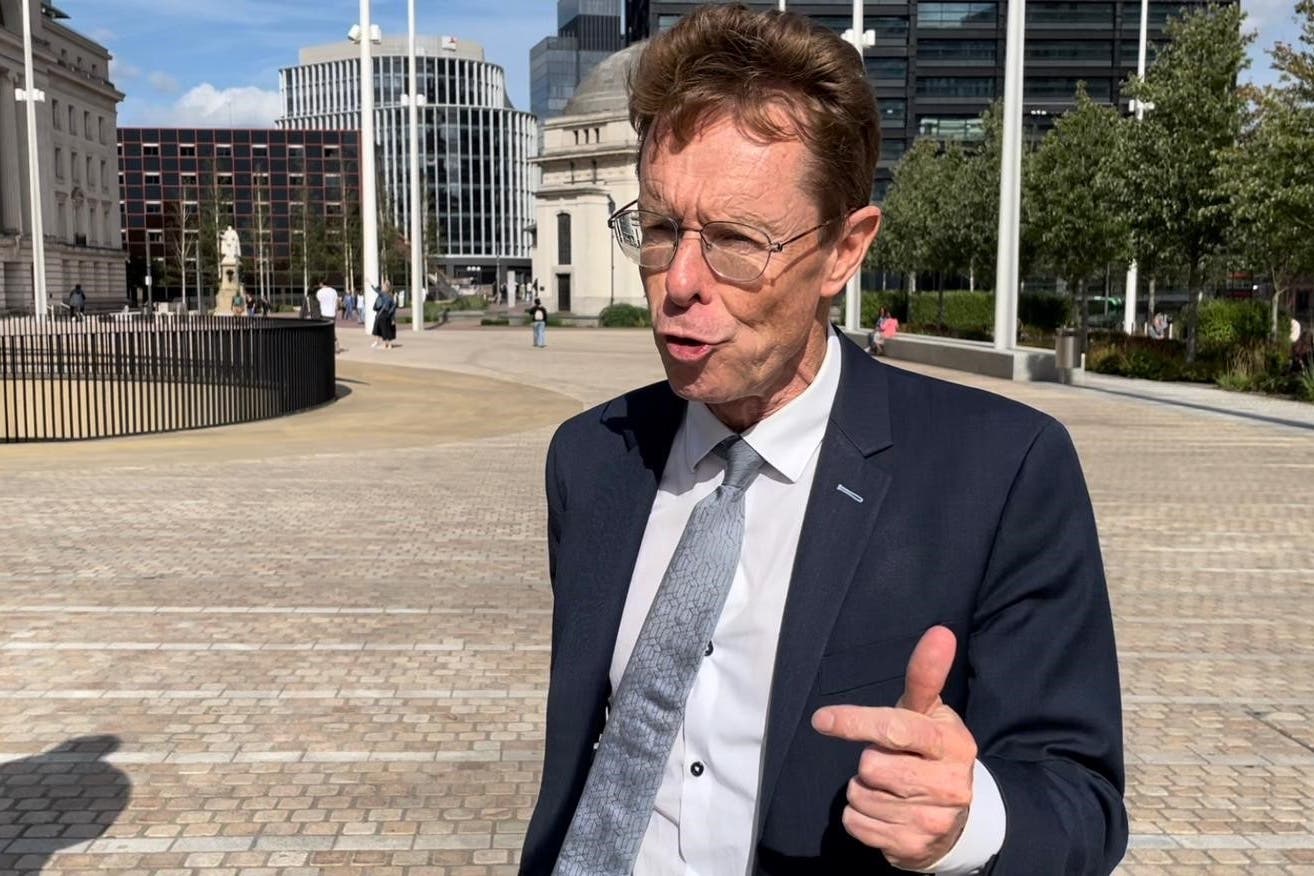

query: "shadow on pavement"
left=0, top=736, right=131, bottom=874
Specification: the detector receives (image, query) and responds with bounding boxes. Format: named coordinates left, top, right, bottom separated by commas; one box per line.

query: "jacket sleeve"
left=967, top=420, right=1128, bottom=875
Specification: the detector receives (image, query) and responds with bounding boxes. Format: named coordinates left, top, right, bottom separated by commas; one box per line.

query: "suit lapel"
left=572, top=383, right=687, bottom=714
left=757, top=337, right=895, bottom=824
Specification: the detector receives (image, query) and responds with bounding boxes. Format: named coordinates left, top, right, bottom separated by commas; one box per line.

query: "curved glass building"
left=279, top=36, right=538, bottom=287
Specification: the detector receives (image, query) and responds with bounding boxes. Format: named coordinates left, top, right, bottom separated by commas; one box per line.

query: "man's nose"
left=664, top=230, right=709, bottom=304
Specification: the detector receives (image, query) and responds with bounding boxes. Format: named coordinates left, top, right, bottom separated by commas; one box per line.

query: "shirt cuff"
left=913, top=759, right=1006, bottom=875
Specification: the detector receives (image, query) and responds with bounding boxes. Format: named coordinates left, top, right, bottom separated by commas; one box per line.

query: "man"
left=530, top=297, right=549, bottom=348
left=67, top=283, right=86, bottom=318
left=316, top=279, right=342, bottom=352
left=522, top=6, right=1125, bottom=876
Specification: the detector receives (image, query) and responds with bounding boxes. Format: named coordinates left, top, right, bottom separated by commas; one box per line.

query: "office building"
left=625, top=0, right=1219, bottom=200
left=531, top=0, right=624, bottom=123
left=0, top=0, right=123, bottom=312
left=279, top=36, right=537, bottom=288
left=117, top=127, right=361, bottom=307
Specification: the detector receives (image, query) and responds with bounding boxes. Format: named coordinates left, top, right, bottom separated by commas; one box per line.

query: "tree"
left=165, top=187, right=198, bottom=311
left=1026, top=86, right=1132, bottom=332
left=1271, top=0, right=1314, bottom=101
left=196, top=160, right=232, bottom=313
left=871, top=138, right=941, bottom=317
left=1119, top=3, right=1253, bottom=360
left=960, top=103, right=1004, bottom=291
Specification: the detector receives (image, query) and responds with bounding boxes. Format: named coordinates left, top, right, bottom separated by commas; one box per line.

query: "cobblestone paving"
left=2, top=327, right=1312, bottom=874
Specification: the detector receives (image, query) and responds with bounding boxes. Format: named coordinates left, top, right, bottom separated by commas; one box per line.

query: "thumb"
left=898, top=625, right=956, bottom=714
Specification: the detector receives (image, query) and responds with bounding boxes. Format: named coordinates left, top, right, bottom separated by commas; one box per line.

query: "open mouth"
left=662, top=333, right=716, bottom=362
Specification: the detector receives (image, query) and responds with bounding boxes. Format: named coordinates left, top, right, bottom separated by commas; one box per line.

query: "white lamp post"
left=842, top=1, right=875, bottom=334
left=406, top=0, right=426, bottom=333
left=992, top=0, right=1025, bottom=351
left=350, top=4, right=382, bottom=336
left=18, top=0, right=48, bottom=319
left=1123, top=0, right=1153, bottom=335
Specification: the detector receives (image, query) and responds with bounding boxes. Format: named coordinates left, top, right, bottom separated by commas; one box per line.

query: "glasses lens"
left=613, top=211, right=678, bottom=269
left=702, top=221, right=771, bottom=282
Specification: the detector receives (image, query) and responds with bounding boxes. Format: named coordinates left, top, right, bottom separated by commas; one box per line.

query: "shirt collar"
left=681, top=328, right=842, bottom=484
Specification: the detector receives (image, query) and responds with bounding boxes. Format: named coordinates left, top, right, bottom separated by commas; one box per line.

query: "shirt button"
left=690, top=761, right=705, bottom=777
left=704, top=641, right=714, bottom=657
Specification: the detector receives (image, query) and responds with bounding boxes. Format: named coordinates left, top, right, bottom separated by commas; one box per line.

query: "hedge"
left=861, top=290, right=1069, bottom=334
left=598, top=303, right=652, bottom=328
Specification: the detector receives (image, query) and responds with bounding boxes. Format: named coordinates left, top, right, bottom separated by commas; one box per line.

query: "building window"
left=557, top=212, right=571, bottom=265
left=1028, top=2, right=1114, bottom=26
left=54, top=147, right=63, bottom=179
left=818, top=16, right=908, bottom=40
left=657, top=13, right=681, bottom=32
left=180, top=173, right=198, bottom=186
left=1027, top=40, right=1112, bottom=62
left=144, top=172, right=161, bottom=185
left=147, top=230, right=164, bottom=245
left=917, top=2, right=997, bottom=28
left=143, top=143, right=160, bottom=158
left=919, top=39, right=998, bottom=62
left=52, top=99, right=61, bottom=129
left=916, top=76, right=997, bottom=98
left=99, top=116, right=106, bottom=144
left=1118, top=40, right=1160, bottom=64
left=180, top=144, right=197, bottom=158
left=86, top=156, right=93, bottom=185
left=71, top=150, right=79, bottom=181
left=217, top=173, right=234, bottom=185
left=68, top=105, right=76, bottom=134
left=145, top=201, right=162, bottom=214
left=880, top=140, right=907, bottom=163
left=100, top=160, right=107, bottom=190
left=918, top=115, right=986, bottom=140
left=1024, top=77, right=1112, bottom=100
left=1121, top=1, right=1185, bottom=28
left=84, top=111, right=91, bottom=140
left=881, top=100, right=908, bottom=126
left=865, top=59, right=908, bottom=84
left=216, top=144, right=232, bottom=158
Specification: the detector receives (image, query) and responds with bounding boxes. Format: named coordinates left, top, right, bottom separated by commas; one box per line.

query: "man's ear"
left=820, top=206, right=883, bottom=301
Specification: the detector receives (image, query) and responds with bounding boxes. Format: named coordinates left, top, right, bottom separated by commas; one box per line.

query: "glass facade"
left=1028, top=2, right=1115, bottom=26
left=916, top=76, right=997, bottom=98
left=531, top=1, right=623, bottom=123
left=918, top=115, right=985, bottom=140
left=1120, top=2, right=1189, bottom=28
left=1027, top=40, right=1113, bottom=62
left=865, top=58, right=909, bottom=84
left=816, top=15, right=909, bottom=40
left=280, top=47, right=538, bottom=279
left=1024, top=76, right=1113, bottom=99
left=917, top=3, right=998, bottom=28
left=919, top=39, right=998, bottom=62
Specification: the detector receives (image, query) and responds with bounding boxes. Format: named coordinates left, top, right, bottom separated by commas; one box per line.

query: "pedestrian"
left=355, top=291, right=365, bottom=323
left=316, top=279, right=342, bottom=353
left=371, top=280, right=398, bottom=350
left=344, top=288, right=358, bottom=322
left=231, top=289, right=245, bottom=317
left=66, top=283, right=86, bottom=318
left=521, top=7, right=1125, bottom=875
left=529, top=297, right=548, bottom=348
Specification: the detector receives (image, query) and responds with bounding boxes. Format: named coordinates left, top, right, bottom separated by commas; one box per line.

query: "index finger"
left=811, top=705, right=944, bottom=759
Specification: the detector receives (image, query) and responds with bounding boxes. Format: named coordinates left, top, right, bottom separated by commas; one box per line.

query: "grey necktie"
left=554, top=435, right=766, bottom=876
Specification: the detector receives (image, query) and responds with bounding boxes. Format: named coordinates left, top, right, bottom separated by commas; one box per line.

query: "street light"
left=993, top=0, right=1026, bottom=351
left=1123, top=0, right=1153, bottom=335
left=349, top=5, right=382, bottom=336
left=841, top=0, right=875, bottom=335
left=405, top=0, right=426, bottom=333
left=17, top=0, right=48, bottom=318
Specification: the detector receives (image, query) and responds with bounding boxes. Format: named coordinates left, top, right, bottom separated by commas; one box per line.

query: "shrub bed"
left=598, top=303, right=652, bottom=328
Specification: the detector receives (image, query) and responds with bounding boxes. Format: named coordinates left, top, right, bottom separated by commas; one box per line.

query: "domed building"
left=531, top=43, right=645, bottom=317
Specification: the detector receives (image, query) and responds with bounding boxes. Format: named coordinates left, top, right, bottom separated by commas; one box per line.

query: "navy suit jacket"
left=522, top=334, right=1127, bottom=874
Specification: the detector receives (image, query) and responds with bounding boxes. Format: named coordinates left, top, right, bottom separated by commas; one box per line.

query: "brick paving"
left=1, top=326, right=1312, bottom=874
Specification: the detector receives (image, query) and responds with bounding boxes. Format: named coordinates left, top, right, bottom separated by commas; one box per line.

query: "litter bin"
left=1055, top=328, right=1080, bottom=383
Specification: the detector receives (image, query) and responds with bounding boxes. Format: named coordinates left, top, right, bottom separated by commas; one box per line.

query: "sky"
left=59, top=0, right=1301, bottom=129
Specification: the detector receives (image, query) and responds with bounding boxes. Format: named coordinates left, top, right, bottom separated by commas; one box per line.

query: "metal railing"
left=1, top=313, right=336, bottom=442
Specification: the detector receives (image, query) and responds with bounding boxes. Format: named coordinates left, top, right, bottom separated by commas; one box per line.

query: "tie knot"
left=713, top=436, right=765, bottom=492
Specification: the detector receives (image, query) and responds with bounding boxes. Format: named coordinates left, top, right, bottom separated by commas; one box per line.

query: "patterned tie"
left=554, top=435, right=766, bottom=875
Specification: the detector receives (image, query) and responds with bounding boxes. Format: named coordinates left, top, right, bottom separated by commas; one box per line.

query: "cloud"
left=147, top=71, right=181, bottom=94
left=127, top=83, right=283, bottom=128
left=109, top=58, right=141, bottom=81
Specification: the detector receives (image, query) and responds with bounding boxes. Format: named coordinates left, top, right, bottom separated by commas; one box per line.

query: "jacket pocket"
left=816, top=631, right=926, bottom=696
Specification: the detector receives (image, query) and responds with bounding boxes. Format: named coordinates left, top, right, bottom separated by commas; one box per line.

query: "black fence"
left=1, top=314, right=337, bottom=442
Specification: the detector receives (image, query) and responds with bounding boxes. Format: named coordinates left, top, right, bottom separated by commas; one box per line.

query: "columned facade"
left=279, top=36, right=538, bottom=288
left=532, top=44, right=644, bottom=316
left=0, top=0, right=124, bottom=313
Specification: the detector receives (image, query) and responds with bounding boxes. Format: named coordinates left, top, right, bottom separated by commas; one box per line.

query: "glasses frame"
left=606, top=198, right=838, bottom=283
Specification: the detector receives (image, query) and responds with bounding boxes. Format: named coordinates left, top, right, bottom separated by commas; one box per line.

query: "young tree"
left=1271, top=0, right=1314, bottom=100
left=1119, top=3, right=1253, bottom=360
left=1027, top=87, right=1132, bottom=333
left=875, top=138, right=942, bottom=318
left=165, top=187, right=198, bottom=311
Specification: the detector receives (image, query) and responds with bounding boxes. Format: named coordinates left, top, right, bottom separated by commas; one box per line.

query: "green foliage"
left=480, top=317, right=510, bottom=326
left=1019, top=294, right=1069, bottom=331
left=862, top=291, right=1070, bottom=335
left=1086, top=337, right=1218, bottom=382
left=598, top=303, right=652, bottom=328
left=447, top=294, right=489, bottom=311
left=1298, top=363, right=1314, bottom=402
left=1196, top=299, right=1271, bottom=350
left=1215, top=343, right=1300, bottom=395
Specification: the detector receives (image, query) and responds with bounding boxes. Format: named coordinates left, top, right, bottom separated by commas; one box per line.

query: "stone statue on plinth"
left=214, top=225, right=247, bottom=315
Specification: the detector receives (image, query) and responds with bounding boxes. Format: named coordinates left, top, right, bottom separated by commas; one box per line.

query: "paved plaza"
left=1, top=324, right=1312, bottom=875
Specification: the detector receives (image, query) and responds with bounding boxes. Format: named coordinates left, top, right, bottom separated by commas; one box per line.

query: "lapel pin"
left=836, top=484, right=864, bottom=504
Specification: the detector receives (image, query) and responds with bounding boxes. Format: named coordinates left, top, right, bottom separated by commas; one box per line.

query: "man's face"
left=638, top=114, right=844, bottom=413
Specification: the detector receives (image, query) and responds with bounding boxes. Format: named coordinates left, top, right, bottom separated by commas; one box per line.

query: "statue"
left=219, top=225, right=241, bottom=264
left=215, top=225, right=246, bottom=316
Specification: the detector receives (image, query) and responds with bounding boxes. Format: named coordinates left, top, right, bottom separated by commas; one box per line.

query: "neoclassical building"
left=532, top=42, right=644, bottom=316
left=0, top=0, right=124, bottom=312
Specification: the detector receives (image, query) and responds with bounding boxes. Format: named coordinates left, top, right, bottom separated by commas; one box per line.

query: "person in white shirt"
left=315, top=280, right=341, bottom=353
left=521, top=6, right=1126, bottom=876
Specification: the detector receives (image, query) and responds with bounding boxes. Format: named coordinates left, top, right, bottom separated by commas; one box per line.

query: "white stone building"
left=0, top=0, right=124, bottom=312
left=531, top=43, right=645, bottom=316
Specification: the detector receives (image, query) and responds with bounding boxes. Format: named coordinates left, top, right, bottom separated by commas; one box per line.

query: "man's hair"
left=629, top=4, right=881, bottom=243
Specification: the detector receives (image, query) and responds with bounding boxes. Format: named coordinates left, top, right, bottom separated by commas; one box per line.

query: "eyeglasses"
left=607, top=199, right=835, bottom=283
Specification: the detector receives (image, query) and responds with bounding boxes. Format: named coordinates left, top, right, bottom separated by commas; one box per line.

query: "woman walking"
left=372, top=280, right=398, bottom=350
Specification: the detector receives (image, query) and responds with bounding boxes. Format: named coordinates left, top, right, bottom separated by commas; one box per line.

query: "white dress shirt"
left=608, top=329, right=1006, bottom=875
